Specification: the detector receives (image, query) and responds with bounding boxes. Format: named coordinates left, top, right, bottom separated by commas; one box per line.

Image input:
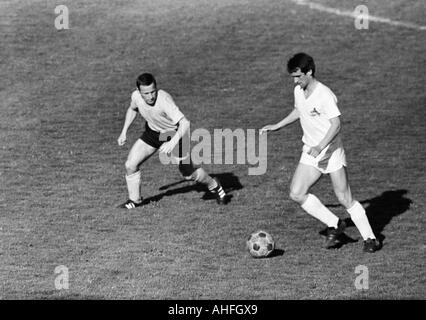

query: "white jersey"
left=294, top=82, right=342, bottom=147
left=130, top=89, right=184, bottom=133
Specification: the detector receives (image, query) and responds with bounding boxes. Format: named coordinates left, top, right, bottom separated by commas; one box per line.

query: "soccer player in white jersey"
left=260, top=53, right=380, bottom=253
left=117, top=73, right=227, bottom=209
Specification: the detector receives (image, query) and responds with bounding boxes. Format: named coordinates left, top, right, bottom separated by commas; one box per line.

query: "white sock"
left=125, top=171, right=142, bottom=203
left=347, top=201, right=376, bottom=240
left=301, top=194, right=339, bottom=228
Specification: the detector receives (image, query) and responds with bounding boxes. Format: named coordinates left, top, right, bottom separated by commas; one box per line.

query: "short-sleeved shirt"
left=294, top=82, right=341, bottom=147
left=130, top=89, right=185, bottom=133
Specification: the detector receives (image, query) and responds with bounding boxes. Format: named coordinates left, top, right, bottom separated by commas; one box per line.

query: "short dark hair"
left=287, top=53, right=315, bottom=76
left=136, top=73, right=156, bottom=90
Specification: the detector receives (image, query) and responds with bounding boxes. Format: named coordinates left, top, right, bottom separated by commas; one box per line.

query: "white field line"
left=291, top=0, right=426, bottom=31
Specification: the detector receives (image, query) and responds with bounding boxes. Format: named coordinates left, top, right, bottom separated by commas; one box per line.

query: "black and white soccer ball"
left=246, top=230, right=275, bottom=258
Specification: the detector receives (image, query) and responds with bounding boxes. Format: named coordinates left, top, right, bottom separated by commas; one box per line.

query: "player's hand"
left=117, top=133, right=127, bottom=146
left=308, top=146, right=322, bottom=158
left=159, top=141, right=176, bottom=155
left=260, top=124, right=277, bottom=135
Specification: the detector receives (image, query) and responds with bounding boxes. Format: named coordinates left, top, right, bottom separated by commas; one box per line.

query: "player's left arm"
left=308, top=116, right=341, bottom=157
left=159, top=117, right=189, bottom=154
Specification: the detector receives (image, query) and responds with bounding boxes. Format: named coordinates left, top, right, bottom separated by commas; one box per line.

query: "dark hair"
left=136, top=73, right=156, bottom=90
left=287, top=53, right=315, bottom=76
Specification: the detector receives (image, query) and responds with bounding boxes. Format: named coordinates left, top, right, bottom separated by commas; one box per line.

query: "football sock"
left=347, top=201, right=376, bottom=240
left=301, top=194, right=339, bottom=228
left=125, top=170, right=142, bottom=203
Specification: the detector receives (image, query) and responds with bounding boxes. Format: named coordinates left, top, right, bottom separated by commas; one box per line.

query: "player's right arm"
left=117, top=101, right=138, bottom=146
left=260, top=107, right=299, bottom=134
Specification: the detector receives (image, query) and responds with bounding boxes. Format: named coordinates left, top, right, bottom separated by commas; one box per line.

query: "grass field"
left=1, top=0, right=425, bottom=299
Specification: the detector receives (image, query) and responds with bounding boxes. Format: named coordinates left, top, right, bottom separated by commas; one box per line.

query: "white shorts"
left=299, top=143, right=347, bottom=174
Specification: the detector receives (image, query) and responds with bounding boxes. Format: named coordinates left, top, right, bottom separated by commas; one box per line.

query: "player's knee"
left=289, top=190, right=306, bottom=204
left=125, top=160, right=138, bottom=174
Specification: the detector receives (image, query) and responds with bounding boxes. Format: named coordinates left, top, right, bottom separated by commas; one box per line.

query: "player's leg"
left=178, top=159, right=227, bottom=204
left=120, top=139, right=157, bottom=208
left=290, top=163, right=341, bottom=228
left=290, top=163, right=346, bottom=248
left=172, top=136, right=227, bottom=204
left=330, top=167, right=380, bottom=252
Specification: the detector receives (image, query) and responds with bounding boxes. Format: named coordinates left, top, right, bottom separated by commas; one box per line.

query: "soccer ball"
left=246, top=230, right=275, bottom=258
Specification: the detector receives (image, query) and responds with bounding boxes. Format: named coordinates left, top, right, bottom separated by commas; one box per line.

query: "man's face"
left=290, top=68, right=312, bottom=90
left=139, top=83, right=158, bottom=106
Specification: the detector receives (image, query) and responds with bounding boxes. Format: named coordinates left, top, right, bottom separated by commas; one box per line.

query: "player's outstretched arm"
left=117, top=106, right=138, bottom=146
left=260, top=107, right=299, bottom=134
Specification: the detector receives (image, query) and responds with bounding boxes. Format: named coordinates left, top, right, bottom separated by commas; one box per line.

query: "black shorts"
left=140, top=123, right=189, bottom=158
left=140, top=123, right=167, bottom=149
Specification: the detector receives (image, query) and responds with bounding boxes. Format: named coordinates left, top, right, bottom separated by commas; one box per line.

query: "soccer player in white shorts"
left=261, top=53, right=380, bottom=253
left=117, top=73, right=227, bottom=209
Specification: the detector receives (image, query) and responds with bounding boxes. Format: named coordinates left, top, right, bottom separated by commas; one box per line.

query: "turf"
left=1, top=0, right=425, bottom=299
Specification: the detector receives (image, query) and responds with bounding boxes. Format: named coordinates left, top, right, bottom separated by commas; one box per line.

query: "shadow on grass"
left=268, top=248, right=285, bottom=258
left=324, top=189, right=412, bottom=246
left=142, top=172, right=243, bottom=205
left=318, top=229, right=359, bottom=249
left=360, top=189, right=412, bottom=243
